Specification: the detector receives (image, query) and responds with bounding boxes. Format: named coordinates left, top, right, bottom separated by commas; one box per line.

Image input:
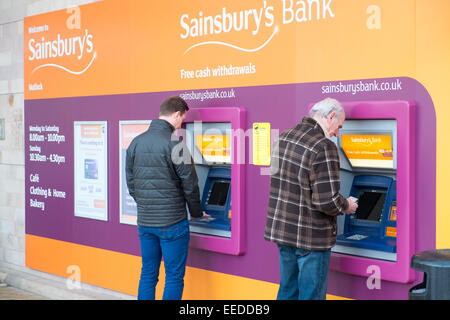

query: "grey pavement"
left=0, top=265, right=136, bottom=300
left=0, top=283, right=47, bottom=300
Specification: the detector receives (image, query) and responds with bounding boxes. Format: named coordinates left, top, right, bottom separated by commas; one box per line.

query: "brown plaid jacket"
left=264, top=117, right=349, bottom=251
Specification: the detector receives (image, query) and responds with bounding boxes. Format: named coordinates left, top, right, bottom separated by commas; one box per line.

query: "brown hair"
left=159, top=96, right=189, bottom=116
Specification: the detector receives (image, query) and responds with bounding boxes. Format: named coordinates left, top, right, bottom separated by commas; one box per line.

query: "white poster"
left=119, top=120, right=151, bottom=225
left=74, top=121, right=108, bottom=221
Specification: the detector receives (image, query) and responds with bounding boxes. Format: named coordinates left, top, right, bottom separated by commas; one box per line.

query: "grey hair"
left=309, top=98, right=344, bottom=119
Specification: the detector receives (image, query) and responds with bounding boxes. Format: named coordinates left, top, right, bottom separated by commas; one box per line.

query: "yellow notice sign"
left=341, top=134, right=393, bottom=169
left=195, top=135, right=231, bottom=163
left=253, top=123, right=271, bottom=166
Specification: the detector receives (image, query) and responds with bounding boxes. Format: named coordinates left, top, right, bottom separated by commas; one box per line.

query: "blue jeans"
left=137, top=219, right=190, bottom=300
left=277, top=244, right=331, bottom=300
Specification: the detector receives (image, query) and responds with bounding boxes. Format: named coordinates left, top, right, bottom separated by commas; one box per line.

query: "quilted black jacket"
left=126, top=119, right=202, bottom=227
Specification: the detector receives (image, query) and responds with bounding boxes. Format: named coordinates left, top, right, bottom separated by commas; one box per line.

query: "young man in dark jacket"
left=264, top=98, right=358, bottom=300
left=126, top=96, right=208, bottom=300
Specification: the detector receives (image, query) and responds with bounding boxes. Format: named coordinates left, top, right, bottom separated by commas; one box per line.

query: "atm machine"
left=336, top=175, right=397, bottom=254
left=181, top=107, right=245, bottom=256
left=185, top=121, right=232, bottom=238
left=320, top=100, right=415, bottom=283
left=194, top=167, right=231, bottom=235
left=333, top=119, right=399, bottom=261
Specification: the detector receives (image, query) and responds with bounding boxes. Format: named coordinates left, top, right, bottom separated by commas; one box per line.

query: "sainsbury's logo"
left=350, top=136, right=383, bottom=145
left=27, top=4, right=97, bottom=77
left=180, top=0, right=335, bottom=54
left=28, top=28, right=96, bottom=75
left=28, top=29, right=94, bottom=62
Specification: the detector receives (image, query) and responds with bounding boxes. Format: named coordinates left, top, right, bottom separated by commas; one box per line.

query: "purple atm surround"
left=184, top=107, right=246, bottom=256
left=324, top=100, right=416, bottom=283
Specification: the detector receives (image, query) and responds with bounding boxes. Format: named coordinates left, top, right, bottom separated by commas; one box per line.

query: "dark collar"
left=149, top=118, right=175, bottom=133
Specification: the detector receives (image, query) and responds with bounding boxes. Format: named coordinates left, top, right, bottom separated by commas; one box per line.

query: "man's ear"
left=328, top=111, right=336, bottom=122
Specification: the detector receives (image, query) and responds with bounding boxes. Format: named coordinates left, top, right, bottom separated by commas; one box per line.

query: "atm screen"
left=355, top=191, right=386, bottom=221
left=207, top=181, right=230, bottom=207
left=340, top=133, right=394, bottom=169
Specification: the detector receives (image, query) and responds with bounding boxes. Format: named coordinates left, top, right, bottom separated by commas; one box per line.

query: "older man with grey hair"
left=265, top=97, right=358, bottom=300
left=309, top=97, right=346, bottom=139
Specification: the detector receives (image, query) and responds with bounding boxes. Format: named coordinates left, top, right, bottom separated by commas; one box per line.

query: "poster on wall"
left=119, top=121, right=151, bottom=225
left=74, top=121, right=108, bottom=221
left=252, top=122, right=271, bottom=166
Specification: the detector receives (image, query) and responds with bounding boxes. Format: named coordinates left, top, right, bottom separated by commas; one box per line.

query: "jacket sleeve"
left=310, top=141, right=348, bottom=216
left=125, top=141, right=136, bottom=200
left=171, top=140, right=203, bottom=218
